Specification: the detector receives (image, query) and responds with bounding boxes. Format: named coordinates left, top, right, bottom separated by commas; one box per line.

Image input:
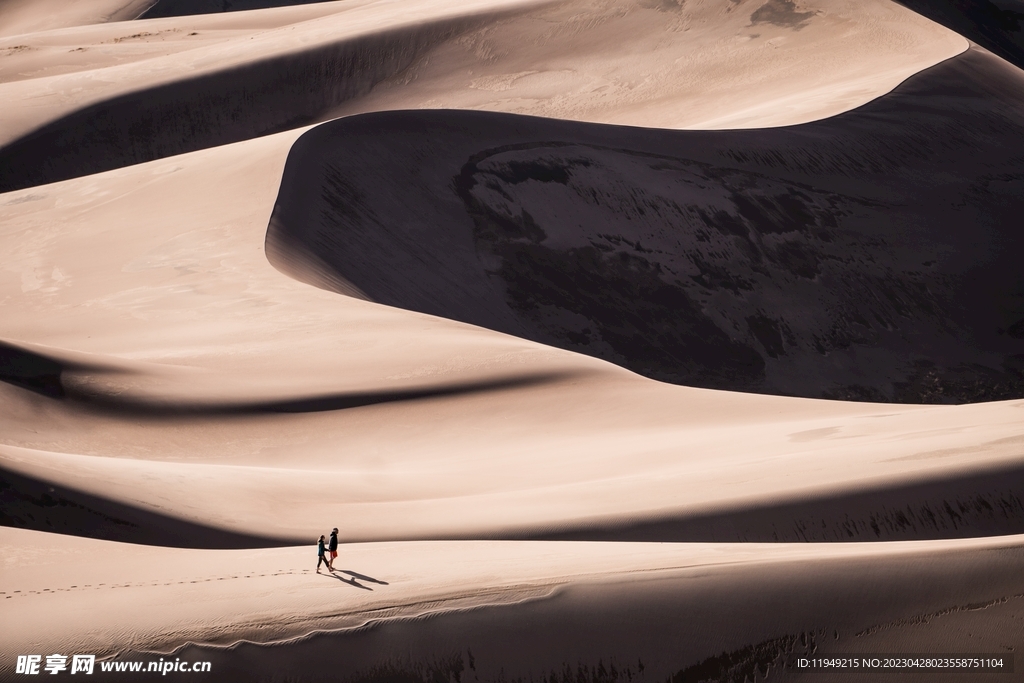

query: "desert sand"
left=0, top=0, right=966, bottom=191
left=1, top=0, right=1023, bottom=681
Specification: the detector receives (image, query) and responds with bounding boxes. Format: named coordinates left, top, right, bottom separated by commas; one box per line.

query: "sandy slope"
left=3, top=527, right=1022, bottom=681
left=895, top=0, right=1024, bottom=69
left=330, top=0, right=969, bottom=130
left=0, top=0, right=965, bottom=192
left=0, top=1, right=355, bottom=83
left=0, top=0, right=152, bottom=38
left=269, top=46, right=1024, bottom=403
left=3, top=397, right=1024, bottom=542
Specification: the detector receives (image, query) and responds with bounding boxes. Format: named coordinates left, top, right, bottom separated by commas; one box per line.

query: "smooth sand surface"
left=0, top=0, right=151, bottom=39
left=329, top=0, right=970, bottom=130
left=3, top=526, right=1023, bottom=680
left=0, top=0, right=965, bottom=191
left=0, top=1, right=355, bottom=83
left=1, top=0, right=1022, bottom=680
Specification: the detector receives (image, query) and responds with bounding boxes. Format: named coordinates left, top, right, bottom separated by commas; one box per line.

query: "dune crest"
left=895, top=0, right=1024, bottom=69
left=0, top=0, right=152, bottom=38
left=0, top=0, right=965, bottom=192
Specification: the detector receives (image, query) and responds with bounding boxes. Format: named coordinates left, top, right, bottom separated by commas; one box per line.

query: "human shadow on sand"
left=323, top=572, right=372, bottom=591
left=339, top=570, right=389, bottom=586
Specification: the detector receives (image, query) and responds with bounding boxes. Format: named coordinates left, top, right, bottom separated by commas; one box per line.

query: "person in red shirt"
left=327, top=528, right=339, bottom=571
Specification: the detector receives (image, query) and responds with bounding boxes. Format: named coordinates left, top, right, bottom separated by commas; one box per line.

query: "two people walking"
left=316, top=528, right=339, bottom=573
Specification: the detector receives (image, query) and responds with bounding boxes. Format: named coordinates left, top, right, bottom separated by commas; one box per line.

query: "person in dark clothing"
left=327, top=528, right=339, bottom=571
left=316, top=535, right=328, bottom=573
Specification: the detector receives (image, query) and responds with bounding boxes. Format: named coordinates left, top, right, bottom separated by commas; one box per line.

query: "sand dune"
left=0, top=0, right=964, bottom=192
left=2, top=0, right=1024, bottom=680
left=4, top=526, right=1024, bottom=682
left=172, top=539, right=1024, bottom=683
left=0, top=0, right=151, bottom=38
left=140, top=0, right=349, bottom=18
left=0, top=1, right=357, bottom=84
left=0, top=0, right=542, bottom=192
left=895, top=0, right=1024, bottom=69
left=2, top=114, right=1023, bottom=546
left=3, top=393, right=1024, bottom=543
left=269, top=47, right=1024, bottom=403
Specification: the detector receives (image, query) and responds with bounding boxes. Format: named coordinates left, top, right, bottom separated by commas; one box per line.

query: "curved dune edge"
left=894, top=0, right=1024, bottom=70
left=2, top=527, right=1023, bottom=676
left=268, top=46, right=1024, bottom=404
left=0, top=0, right=966, bottom=192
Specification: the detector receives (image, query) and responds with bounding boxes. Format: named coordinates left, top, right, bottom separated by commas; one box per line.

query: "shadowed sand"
left=0, top=0, right=965, bottom=192
left=268, top=47, right=1024, bottom=403
left=141, top=0, right=345, bottom=18
left=0, top=466, right=300, bottom=548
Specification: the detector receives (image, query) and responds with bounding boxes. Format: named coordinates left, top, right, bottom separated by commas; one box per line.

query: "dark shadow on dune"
left=0, top=338, right=576, bottom=417
left=0, top=340, right=68, bottom=399
left=140, top=0, right=338, bottom=18
left=58, top=370, right=576, bottom=418
left=0, top=10, right=508, bottom=193
left=533, top=462, right=1024, bottom=543
left=324, top=573, right=373, bottom=590
left=267, top=47, right=1024, bottom=403
left=341, top=570, right=389, bottom=585
left=0, top=465, right=300, bottom=548
left=0, top=340, right=129, bottom=399
left=896, top=0, right=1024, bottom=69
